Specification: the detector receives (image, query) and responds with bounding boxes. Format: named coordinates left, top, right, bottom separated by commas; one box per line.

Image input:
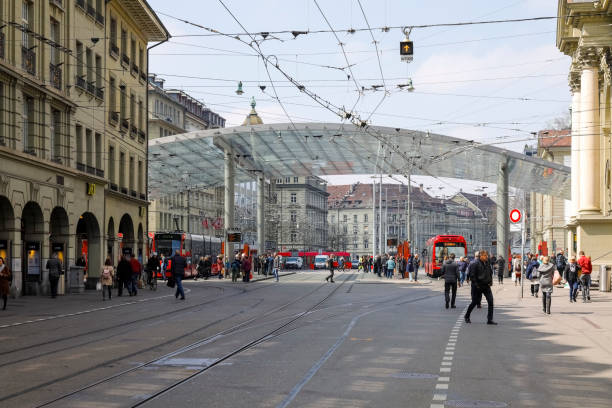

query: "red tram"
left=424, top=235, right=468, bottom=278
left=151, top=232, right=222, bottom=278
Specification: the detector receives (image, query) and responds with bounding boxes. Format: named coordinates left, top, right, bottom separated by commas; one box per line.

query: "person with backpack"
left=0, top=257, right=12, bottom=310
left=46, top=252, right=63, bottom=298
left=556, top=250, right=567, bottom=281
left=101, top=257, right=114, bottom=301
left=564, top=257, right=581, bottom=303
left=526, top=254, right=541, bottom=297
left=441, top=254, right=460, bottom=309
left=231, top=254, right=241, bottom=283
left=464, top=250, right=497, bottom=325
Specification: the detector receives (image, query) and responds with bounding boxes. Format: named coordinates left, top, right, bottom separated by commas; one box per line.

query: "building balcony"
left=76, top=162, right=85, bottom=172
left=110, top=43, right=119, bottom=58
left=0, top=32, right=4, bottom=60
left=130, top=125, right=138, bottom=138
left=120, top=118, right=129, bottom=131
left=86, top=165, right=95, bottom=175
left=76, top=0, right=85, bottom=10
left=130, top=190, right=137, bottom=198
left=87, top=4, right=96, bottom=17
left=121, top=53, right=130, bottom=68
left=95, top=87, right=104, bottom=100
left=139, top=193, right=146, bottom=200
left=131, top=63, right=139, bottom=76
left=76, top=76, right=86, bottom=91
left=49, top=63, right=62, bottom=90
left=109, top=111, right=119, bottom=124
left=87, top=81, right=96, bottom=95
left=120, top=187, right=128, bottom=195
left=138, top=130, right=146, bottom=143
left=110, top=183, right=118, bottom=191
left=96, top=12, right=104, bottom=25
left=95, top=168, right=104, bottom=178
left=21, top=47, right=36, bottom=75
left=139, top=70, right=147, bottom=83
left=50, top=0, right=63, bottom=9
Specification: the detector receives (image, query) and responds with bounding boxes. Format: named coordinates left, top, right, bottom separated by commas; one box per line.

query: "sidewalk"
left=354, top=270, right=432, bottom=284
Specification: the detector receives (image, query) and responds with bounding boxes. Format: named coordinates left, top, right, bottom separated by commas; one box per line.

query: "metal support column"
left=257, top=175, right=265, bottom=254
left=224, top=152, right=235, bottom=259
left=496, top=158, right=509, bottom=268
left=372, top=181, right=376, bottom=257
left=406, top=175, right=411, bottom=247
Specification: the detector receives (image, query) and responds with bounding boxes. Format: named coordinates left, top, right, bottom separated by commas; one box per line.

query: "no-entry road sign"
left=510, top=209, right=522, bottom=223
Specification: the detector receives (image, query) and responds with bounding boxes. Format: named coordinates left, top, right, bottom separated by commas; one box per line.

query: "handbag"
left=167, top=276, right=176, bottom=288
left=553, top=270, right=562, bottom=285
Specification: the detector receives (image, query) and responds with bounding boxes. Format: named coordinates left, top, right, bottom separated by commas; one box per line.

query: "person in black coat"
left=465, top=250, right=497, bottom=325
left=564, top=257, right=581, bottom=303
left=496, top=256, right=505, bottom=284
left=171, top=250, right=187, bottom=300
left=441, top=254, right=460, bottom=309
left=116, top=256, right=132, bottom=297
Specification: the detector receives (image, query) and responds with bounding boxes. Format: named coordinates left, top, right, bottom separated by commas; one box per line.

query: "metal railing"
left=50, top=0, right=63, bottom=8
left=96, top=12, right=104, bottom=25
left=130, top=125, right=138, bottom=137
left=76, top=162, right=86, bottom=172
left=110, top=183, right=118, bottom=191
left=76, top=76, right=86, bottom=91
left=121, top=118, right=129, bottom=130
left=87, top=4, right=96, bottom=17
left=87, top=81, right=95, bottom=94
left=139, top=70, right=147, bottom=82
left=95, top=168, right=104, bottom=178
left=131, top=63, right=139, bottom=76
left=110, top=43, right=119, bottom=57
left=109, top=111, right=119, bottom=124
left=95, top=87, right=104, bottom=100
left=22, top=47, right=36, bottom=75
left=76, top=0, right=85, bottom=9
left=121, top=53, right=129, bottom=67
left=49, top=63, right=62, bottom=90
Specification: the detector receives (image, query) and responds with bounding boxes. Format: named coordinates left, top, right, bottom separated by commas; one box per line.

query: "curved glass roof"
left=148, top=123, right=570, bottom=199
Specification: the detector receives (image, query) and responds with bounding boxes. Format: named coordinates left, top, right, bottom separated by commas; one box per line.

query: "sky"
left=146, top=0, right=570, bottom=197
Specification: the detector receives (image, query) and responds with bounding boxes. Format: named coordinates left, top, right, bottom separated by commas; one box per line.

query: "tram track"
left=6, top=272, right=350, bottom=407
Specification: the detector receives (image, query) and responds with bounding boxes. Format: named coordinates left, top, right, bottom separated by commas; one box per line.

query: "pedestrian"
left=556, top=250, right=567, bottom=281
left=273, top=253, right=281, bottom=282
left=386, top=256, right=395, bottom=279
left=577, top=251, right=592, bottom=302
left=496, top=256, right=505, bottom=285
left=457, top=256, right=468, bottom=286
left=170, top=250, right=186, bottom=300
left=231, top=254, right=241, bottom=283
left=325, top=255, right=336, bottom=283
left=564, top=257, right=581, bottom=303
left=267, top=253, right=274, bottom=276
left=374, top=255, right=381, bottom=278
left=441, top=254, right=460, bottom=309
left=160, top=254, right=167, bottom=281
left=466, top=252, right=482, bottom=309
left=101, top=257, right=114, bottom=300
left=216, top=255, right=224, bottom=279
left=46, top=252, right=63, bottom=298
left=538, top=256, right=555, bottom=314
left=413, top=254, right=420, bottom=282
left=129, top=255, right=142, bottom=296
left=241, top=254, right=251, bottom=283
left=0, top=257, right=12, bottom=310
left=116, top=256, right=130, bottom=296
left=526, top=254, right=540, bottom=297
left=512, top=254, right=522, bottom=286
left=464, top=250, right=496, bottom=325
left=146, top=253, right=159, bottom=286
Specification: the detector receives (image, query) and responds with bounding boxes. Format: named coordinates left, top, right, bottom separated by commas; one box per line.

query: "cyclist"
left=146, top=252, right=159, bottom=290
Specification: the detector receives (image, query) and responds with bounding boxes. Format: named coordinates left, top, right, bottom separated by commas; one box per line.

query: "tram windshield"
left=434, top=242, right=465, bottom=264
left=155, top=234, right=182, bottom=256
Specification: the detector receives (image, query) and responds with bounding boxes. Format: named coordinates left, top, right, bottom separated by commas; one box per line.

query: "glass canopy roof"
left=148, top=123, right=570, bottom=200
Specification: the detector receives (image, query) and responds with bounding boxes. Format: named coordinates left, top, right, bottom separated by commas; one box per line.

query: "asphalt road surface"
left=1, top=271, right=611, bottom=408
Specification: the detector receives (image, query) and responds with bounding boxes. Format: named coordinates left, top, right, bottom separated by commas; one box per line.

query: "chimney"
left=155, top=78, right=165, bottom=89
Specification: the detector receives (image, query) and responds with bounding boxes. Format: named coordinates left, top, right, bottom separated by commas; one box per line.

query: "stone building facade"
left=556, top=1, right=612, bottom=268
left=0, top=0, right=167, bottom=296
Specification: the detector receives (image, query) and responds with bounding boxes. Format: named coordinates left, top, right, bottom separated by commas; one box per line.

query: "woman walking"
left=101, top=257, right=114, bottom=301
left=512, top=254, right=522, bottom=286
left=538, top=256, right=555, bottom=314
left=564, top=257, right=581, bottom=303
left=386, top=256, right=395, bottom=279
left=0, top=257, right=12, bottom=310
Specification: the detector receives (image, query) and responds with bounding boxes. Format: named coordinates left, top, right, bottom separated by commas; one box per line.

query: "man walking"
left=171, top=250, right=186, bottom=300
left=129, top=255, right=142, bottom=296
left=457, top=256, right=468, bottom=286
left=46, top=252, right=63, bottom=298
left=413, top=254, right=420, bottom=282
left=577, top=251, right=592, bottom=302
left=273, top=253, right=281, bottom=282
left=325, top=255, right=335, bottom=283
left=466, top=251, right=482, bottom=308
left=441, top=254, right=460, bottom=309
left=556, top=249, right=567, bottom=280
left=465, top=250, right=497, bottom=325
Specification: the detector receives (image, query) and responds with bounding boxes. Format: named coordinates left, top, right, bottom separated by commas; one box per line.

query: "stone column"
left=578, top=64, right=600, bottom=213
left=570, top=88, right=581, bottom=216
left=496, top=158, right=509, bottom=261
left=257, top=175, right=265, bottom=255
left=224, top=152, right=235, bottom=259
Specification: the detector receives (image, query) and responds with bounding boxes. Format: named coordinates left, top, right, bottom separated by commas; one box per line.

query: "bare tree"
left=545, top=111, right=571, bottom=130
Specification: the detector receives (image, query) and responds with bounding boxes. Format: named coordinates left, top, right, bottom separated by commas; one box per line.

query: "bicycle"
left=146, top=269, right=158, bottom=291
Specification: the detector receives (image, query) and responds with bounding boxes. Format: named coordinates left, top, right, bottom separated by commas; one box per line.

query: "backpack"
left=102, top=266, right=112, bottom=279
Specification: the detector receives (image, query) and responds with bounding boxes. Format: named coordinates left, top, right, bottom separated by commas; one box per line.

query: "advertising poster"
left=26, top=242, right=40, bottom=275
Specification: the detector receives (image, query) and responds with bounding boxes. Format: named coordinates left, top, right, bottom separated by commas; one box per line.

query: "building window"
left=138, top=160, right=143, bottom=193
left=285, top=177, right=290, bottom=183
left=109, top=76, right=116, bottom=119
left=139, top=46, right=144, bottom=73
left=290, top=211, right=297, bottom=223
left=120, top=85, right=126, bottom=122
left=290, top=233, right=297, bottom=242
left=50, top=18, right=60, bottom=65
left=76, top=41, right=84, bottom=78
left=22, top=1, right=32, bottom=48
left=51, top=109, right=61, bottom=161
left=130, top=92, right=136, bottom=127
left=364, top=239, right=369, bottom=249
left=86, top=47, right=93, bottom=85
left=294, top=176, right=299, bottom=183
left=119, top=151, right=125, bottom=187
left=85, top=129, right=93, bottom=168
left=138, top=99, right=144, bottom=130
left=23, top=96, right=34, bottom=154
left=110, top=17, right=117, bottom=51
left=364, top=214, right=368, bottom=222
left=120, top=27, right=127, bottom=56
left=95, top=54, right=102, bottom=89
left=108, top=145, right=115, bottom=183
left=290, top=193, right=296, bottom=203
left=343, top=214, right=347, bottom=222
left=95, top=133, right=102, bottom=170
left=75, top=124, right=83, bottom=165
left=353, top=214, right=358, bottom=222
left=0, top=83, right=4, bottom=146
left=331, top=215, right=335, bottom=223
left=129, top=156, right=134, bottom=192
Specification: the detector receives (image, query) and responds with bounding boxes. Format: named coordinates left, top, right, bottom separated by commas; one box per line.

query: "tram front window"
left=434, top=243, right=465, bottom=264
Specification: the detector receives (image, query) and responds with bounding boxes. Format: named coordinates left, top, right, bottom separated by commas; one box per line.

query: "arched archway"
left=118, top=214, right=135, bottom=256
left=22, top=202, right=45, bottom=294
left=49, top=207, right=70, bottom=294
left=137, top=223, right=144, bottom=263
left=76, top=212, right=101, bottom=289
left=0, top=196, right=16, bottom=283
left=107, top=217, right=115, bottom=264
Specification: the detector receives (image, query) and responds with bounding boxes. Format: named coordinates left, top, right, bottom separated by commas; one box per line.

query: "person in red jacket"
left=129, top=255, right=142, bottom=296
left=577, top=251, right=592, bottom=302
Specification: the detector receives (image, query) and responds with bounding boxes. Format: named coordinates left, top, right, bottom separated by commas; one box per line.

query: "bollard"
left=599, top=265, right=611, bottom=292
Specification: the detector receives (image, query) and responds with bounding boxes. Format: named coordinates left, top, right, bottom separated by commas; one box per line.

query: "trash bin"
left=68, top=266, right=85, bottom=294
left=600, top=265, right=611, bottom=292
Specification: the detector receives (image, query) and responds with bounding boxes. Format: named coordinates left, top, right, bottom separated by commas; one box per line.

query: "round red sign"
left=510, top=209, right=521, bottom=223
